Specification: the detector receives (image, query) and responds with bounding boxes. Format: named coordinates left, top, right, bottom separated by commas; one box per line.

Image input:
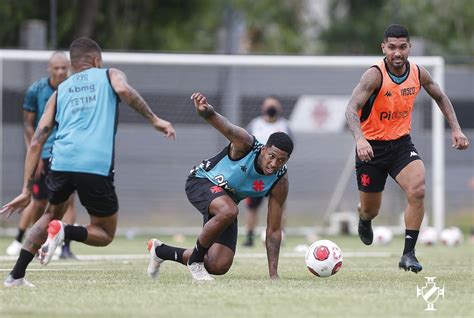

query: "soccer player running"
left=243, top=96, right=292, bottom=247
left=1, top=37, right=176, bottom=287
left=345, top=24, right=469, bottom=273
left=147, top=92, right=293, bottom=281
left=6, top=51, right=77, bottom=260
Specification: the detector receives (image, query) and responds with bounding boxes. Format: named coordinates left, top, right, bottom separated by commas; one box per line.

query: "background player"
left=243, top=96, right=291, bottom=247
left=147, top=92, right=293, bottom=281
left=6, top=51, right=77, bottom=259
left=1, top=37, right=176, bottom=287
left=345, top=24, right=469, bottom=273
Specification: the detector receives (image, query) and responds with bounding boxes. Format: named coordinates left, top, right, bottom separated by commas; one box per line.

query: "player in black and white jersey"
left=243, top=96, right=292, bottom=247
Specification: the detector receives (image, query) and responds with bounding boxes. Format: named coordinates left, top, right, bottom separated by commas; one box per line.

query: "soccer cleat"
left=39, top=220, right=65, bottom=266
left=187, top=262, right=214, bottom=281
left=6, top=240, right=22, bottom=256
left=4, top=275, right=35, bottom=288
left=358, top=218, right=373, bottom=245
left=399, top=250, right=423, bottom=273
left=147, top=239, right=164, bottom=278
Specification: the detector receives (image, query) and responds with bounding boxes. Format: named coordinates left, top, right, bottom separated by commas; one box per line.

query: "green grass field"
left=0, top=234, right=472, bottom=318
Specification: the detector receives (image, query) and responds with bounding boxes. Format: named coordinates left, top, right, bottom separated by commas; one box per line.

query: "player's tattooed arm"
left=191, top=92, right=253, bottom=158
left=419, top=66, right=469, bottom=150
left=109, top=68, right=176, bottom=138
left=420, top=66, right=459, bottom=130
left=266, top=174, right=289, bottom=279
left=345, top=68, right=381, bottom=161
left=109, top=68, right=154, bottom=119
left=345, top=67, right=380, bottom=141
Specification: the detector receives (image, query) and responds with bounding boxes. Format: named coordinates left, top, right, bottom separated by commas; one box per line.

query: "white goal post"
left=0, top=50, right=445, bottom=234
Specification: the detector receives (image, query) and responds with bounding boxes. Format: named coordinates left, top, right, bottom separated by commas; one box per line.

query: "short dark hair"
left=384, top=24, right=410, bottom=41
left=69, top=37, right=102, bottom=66
left=266, top=132, right=293, bottom=156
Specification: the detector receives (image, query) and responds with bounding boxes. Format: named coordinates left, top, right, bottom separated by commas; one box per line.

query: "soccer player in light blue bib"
left=2, top=37, right=176, bottom=288
left=147, top=92, right=293, bottom=281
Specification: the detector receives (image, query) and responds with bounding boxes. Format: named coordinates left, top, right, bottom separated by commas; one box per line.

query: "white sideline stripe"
left=0, top=251, right=392, bottom=263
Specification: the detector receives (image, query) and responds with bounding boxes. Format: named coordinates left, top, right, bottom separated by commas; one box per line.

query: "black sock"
left=10, top=249, right=35, bottom=279
left=187, top=239, right=209, bottom=265
left=64, top=225, right=88, bottom=242
left=15, top=229, right=26, bottom=243
left=403, top=229, right=419, bottom=255
left=359, top=217, right=371, bottom=226
left=155, top=244, right=185, bottom=263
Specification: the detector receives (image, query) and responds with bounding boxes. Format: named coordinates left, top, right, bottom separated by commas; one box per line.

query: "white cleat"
left=187, top=262, right=214, bottom=281
left=39, top=220, right=65, bottom=266
left=4, top=275, right=35, bottom=288
left=6, top=240, right=22, bottom=256
left=147, top=239, right=164, bottom=278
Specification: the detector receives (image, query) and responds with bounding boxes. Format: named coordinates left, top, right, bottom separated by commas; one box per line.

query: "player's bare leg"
left=83, top=213, right=117, bottom=246
left=357, top=192, right=382, bottom=245
left=5, top=201, right=68, bottom=287
left=396, top=160, right=425, bottom=273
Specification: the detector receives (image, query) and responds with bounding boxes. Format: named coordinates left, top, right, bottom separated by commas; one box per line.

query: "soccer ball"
left=440, top=227, right=463, bottom=246
left=373, top=226, right=393, bottom=245
left=419, top=227, right=438, bottom=246
left=305, top=239, right=343, bottom=277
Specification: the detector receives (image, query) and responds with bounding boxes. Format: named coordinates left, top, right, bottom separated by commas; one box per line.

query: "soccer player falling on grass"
left=345, top=24, right=469, bottom=273
left=1, top=37, right=176, bottom=288
left=147, top=92, right=293, bottom=281
left=6, top=51, right=78, bottom=260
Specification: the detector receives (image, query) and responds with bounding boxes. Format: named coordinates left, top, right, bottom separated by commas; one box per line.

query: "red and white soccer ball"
left=440, top=227, right=464, bottom=246
left=373, top=226, right=393, bottom=245
left=419, top=227, right=438, bottom=246
left=305, top=239, right=343, bottom=278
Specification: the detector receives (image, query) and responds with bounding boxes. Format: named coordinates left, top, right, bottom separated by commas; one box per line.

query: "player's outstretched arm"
left=419, top=66, right=469, bottom=150
left=191, top=92, right=253, bottom=157
left=108, top=68, right=176, bottom=139
left=345, top=68, right=381, bottom=162
left=266, top=174, right=289, bottom=280
left=0, top=93, right=57, bottom=217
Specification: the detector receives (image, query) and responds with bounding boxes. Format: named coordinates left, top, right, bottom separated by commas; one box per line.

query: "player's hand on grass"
left=356, top=138, right=374, bottom=162
left=0, top=192, right=31, bottom=217
left=451, top=129, right=469, bottom=150
left=152, top=117, right=176, bottom=139
left=191, top=92, right=215, bottom=118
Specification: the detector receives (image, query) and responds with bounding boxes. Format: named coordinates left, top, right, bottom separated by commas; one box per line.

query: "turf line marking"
left=0, top=251, right=392, bottom=263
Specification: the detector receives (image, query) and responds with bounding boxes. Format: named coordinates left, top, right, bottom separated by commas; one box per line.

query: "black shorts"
left=355, top=135, right=422, bottom=192
left=185, top=176, right=237, bottom=252
left=31, top=158, right=51, bottom=200
left=245, top=196, right=264, bottom=209
left=46, top=170, right=119, bottom=217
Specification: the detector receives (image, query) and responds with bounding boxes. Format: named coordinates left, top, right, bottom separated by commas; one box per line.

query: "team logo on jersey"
left=210, top=186, right=223, bottom=194
left=410, top=151, right=419, bottom=157
left=252, top=180, right=265, bottom=192
left=384, top=91, right=393, bottom=97
left=240, top=165, right=247, bottom=173
left=360, top=174, right=371, bottom=187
